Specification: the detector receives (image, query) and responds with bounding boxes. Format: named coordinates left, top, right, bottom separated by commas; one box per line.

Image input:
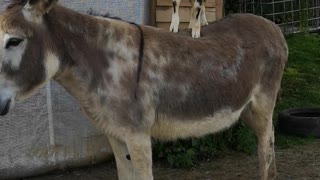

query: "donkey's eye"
left=5, top=38, right=24, bottom=49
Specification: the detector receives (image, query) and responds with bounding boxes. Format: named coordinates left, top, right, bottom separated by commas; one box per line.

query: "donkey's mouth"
left=0, top=100, right=11, bottom=116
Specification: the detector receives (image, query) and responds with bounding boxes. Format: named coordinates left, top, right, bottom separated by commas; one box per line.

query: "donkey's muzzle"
left=0, top=99, right=11, bottom=116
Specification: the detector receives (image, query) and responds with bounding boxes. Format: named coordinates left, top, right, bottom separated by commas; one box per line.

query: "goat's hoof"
left=201, top=21, right=209, bottom=26
left=170, top=20, right=179, bottom=33
left=170, top=25, right=179, bottom=33
left=192, top=30, right=200, bottom=38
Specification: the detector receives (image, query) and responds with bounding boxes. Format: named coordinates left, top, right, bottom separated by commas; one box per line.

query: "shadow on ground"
left=25, top=140, right=320, bottom=180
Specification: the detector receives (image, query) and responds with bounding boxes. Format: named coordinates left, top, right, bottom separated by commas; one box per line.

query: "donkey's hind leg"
left=170, top=0, right=181, bottom=32
left=108, top=136, right=134, bottom=180
left=241, top=93, right=277, bottom=180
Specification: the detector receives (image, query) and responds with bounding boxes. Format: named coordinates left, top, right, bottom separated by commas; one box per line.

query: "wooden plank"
left=157, top=22, right=190, bottom=30
left=156, top=6, right=216, bottom=23
left=150, top=0, right=157, bottom=26
left=157, top=0, right=216, bottom=8
left=215, top=0, right=224, bottom=20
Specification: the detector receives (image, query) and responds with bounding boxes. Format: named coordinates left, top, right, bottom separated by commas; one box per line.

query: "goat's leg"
left=189, top=0, right=203, bottom=38
left=108, top=136, right=134, bottom=180
left=200, top=0, right=208, bottom=26
left=241, top=94, right=277, bottom=180
left=170, top=0, right=181, bottom=32
left=126, top=133, right=153, bottom=180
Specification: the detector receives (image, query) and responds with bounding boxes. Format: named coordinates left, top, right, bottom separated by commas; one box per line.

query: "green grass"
left=276, top=33, right=320, bottom=111
left=274, top=33, right=320, bottom=148
left=153, top=33, right=320, bottom=168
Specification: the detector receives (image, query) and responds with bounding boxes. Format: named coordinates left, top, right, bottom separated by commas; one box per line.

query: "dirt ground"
left=25, top=140, right=320, bottom=180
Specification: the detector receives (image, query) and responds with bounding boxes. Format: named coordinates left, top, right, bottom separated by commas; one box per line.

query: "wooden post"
left=150, top=0, right=224, bottom=29
left=216, top=0, right=224, bottom=20
left=149, top=0, right=157, bottom=26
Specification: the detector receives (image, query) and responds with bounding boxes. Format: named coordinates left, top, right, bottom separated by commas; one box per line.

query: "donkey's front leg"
left=170, top=0, right=181, bottom=32
left=108, top=136, right=134, bottom=180
left=126, top=133, right=153, bottom=180
left=189, top=0, right=203, bottom=38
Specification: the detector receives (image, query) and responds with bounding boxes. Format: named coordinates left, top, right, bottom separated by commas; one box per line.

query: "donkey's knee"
left=255, top=125, right=276, bottom=180
left=258, top=131, right=276, bottom=180
left=126, top=133, right=153, bottom=180
left=108, top=136, right=134, bottom=180
left=268, top=127, right=277, bottom=179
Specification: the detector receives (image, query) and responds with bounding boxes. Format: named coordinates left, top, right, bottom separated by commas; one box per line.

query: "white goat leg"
left=190, top=0, right=202, bottom=38
left=200, top=5, right=208, bottom=26
left=170, top=0, right=181, bottom=32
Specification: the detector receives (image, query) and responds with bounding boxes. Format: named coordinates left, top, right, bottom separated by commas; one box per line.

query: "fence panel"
left=235, top=0, right=320, bottom=34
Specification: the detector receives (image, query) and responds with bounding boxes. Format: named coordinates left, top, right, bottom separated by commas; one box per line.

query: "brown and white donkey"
left=0, top=0, right=287, bottom=179
left=170, top=0, right=208, bottom=38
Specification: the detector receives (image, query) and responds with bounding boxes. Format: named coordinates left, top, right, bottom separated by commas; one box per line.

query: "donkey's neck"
left=50, top=5, right=141, bottom=100
left=47, top=5, right=140, bottom=63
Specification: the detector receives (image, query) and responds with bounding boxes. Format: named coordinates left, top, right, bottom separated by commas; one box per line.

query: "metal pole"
left=252, top=0, right=255, bottom=14
left=291, top=0, right=294, bottom=33
left=272, top=0, right=275, bottom=23
left=260, top=0, right=263, bottom=16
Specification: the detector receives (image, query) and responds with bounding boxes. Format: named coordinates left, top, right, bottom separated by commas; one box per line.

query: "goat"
left=170, top=0, right=208, bottom=38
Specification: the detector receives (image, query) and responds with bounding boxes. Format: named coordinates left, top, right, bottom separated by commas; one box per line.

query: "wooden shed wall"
left=150, top=0, right=224, bottom=30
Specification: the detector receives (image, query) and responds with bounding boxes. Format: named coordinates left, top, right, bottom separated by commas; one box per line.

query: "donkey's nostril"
left=0, top=100, right=11, bottom=116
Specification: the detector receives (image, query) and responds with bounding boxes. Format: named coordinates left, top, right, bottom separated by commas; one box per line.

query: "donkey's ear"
left=25, top=0, right=59, bottom=15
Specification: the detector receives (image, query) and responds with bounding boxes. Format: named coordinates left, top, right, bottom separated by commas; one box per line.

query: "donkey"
left=0, top=0, right=287, bottom=179
left=170, top=0, right=208, bottom=38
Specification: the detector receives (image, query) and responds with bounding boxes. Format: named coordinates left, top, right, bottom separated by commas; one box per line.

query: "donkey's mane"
left=6, top=0, right=27, bottom=10
left=87, top=8, right=123, bottom=21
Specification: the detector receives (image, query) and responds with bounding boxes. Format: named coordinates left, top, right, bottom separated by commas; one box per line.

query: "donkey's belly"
left=151, top=107, right=245, bottom=140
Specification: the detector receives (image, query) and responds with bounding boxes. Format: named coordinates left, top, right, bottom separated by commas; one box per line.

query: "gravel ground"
left=25, top=140, right=320, bottom=180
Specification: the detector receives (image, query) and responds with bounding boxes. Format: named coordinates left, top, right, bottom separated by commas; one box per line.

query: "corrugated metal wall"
left=0, top=1, right=149, bottom=179
left=61, top=0, right=150, bottom=24
left=0, top=0, right=150, bottom=24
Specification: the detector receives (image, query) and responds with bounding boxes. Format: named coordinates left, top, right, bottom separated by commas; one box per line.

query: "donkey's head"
left=0, top=0, right=60, bottom=115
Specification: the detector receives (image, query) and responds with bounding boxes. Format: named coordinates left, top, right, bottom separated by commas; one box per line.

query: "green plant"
left=153, top=123, right=257, bottom=168
left=230, top=123, right=257, bottom=155
left=153, top=136, right=217, bottom=168
left=274, top=33, right=320, bottom=147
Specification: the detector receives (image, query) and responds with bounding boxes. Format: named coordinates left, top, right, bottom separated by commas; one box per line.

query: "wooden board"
left=215, top=0, right=223, bottom=20
left=157, top=22, right=189, bottom=30
left=149, top=0, right=224, bottom=29
left=156, top=6, right=216, bottom=23
left=157, top=0, right=216, bottom=8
